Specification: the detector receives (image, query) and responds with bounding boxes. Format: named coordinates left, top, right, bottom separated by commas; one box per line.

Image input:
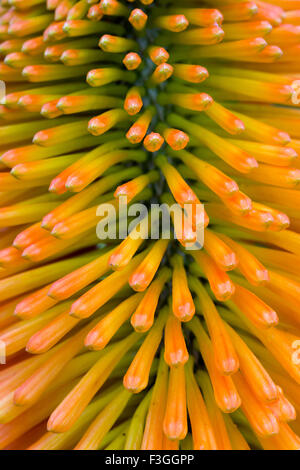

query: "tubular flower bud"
left=0, top=0, right=299, bottom=452
left=123, top=52, right=141, bottom=70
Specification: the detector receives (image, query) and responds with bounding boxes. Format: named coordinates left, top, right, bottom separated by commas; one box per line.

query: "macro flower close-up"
left=0, top=0, right=300, bottom=452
